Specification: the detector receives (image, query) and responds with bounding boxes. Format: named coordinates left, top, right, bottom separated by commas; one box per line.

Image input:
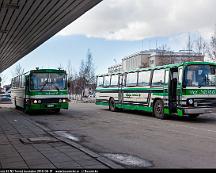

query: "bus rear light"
left=33, top=100, right=38, bottom=104
left=38, top=100, right=42, bottom=104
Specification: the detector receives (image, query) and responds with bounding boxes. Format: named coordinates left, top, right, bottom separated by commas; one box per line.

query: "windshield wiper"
left=53, top=85, right=60, bottom=92
left=40, top=80, right=48, bottom=91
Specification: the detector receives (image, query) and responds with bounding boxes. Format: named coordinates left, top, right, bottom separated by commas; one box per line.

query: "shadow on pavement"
left=101, top=107, right=216, bottom=124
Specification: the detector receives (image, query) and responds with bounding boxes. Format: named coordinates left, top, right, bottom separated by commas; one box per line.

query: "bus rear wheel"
left=109, top=98, right=117, bottom=112
left=154, top=99, right=165, bottom=119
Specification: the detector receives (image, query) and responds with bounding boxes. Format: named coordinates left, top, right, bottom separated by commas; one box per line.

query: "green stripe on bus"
left=96, top=102, right=109, bottom=106
left=116, top=104, right=153, bottom=112
left=183, top=89, right=216, bottom=95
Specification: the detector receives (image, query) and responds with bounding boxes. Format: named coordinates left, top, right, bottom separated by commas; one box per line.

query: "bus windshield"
left=183, top=65, right=216, bottom=87
left=30, top=73, right=67, bottom=90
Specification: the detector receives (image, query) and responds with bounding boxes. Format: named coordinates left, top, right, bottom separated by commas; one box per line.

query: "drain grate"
left=102, top=153, right=153, bottom=168
left=20, top=136, right=59, bottom=144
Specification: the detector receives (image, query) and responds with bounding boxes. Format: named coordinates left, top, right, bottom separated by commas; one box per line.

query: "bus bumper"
left=27, top=102, right=69, bottom=110
left=184, top=108, right=214, bottom=115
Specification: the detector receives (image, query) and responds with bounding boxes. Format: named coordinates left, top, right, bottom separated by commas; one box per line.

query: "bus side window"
left=152, top=69, right=165, bottom=86
left=178, top=68, right=183, bottom=84
left=104, top=75, right=111, bottom=87
left=138, top=71, right=151, bottom=86
left=97, top=76, right=104, bottom=87
left=164, top=70, right=169, bottom=85
left=126, top=72, right=138, bottom=87
left=110, top=75, right=119, bottom=87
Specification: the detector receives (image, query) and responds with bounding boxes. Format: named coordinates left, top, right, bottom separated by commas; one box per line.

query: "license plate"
left=47, top=104, right=55, bottom=108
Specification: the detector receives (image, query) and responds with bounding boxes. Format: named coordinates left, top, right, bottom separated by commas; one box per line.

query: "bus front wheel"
left=54, top=109, right=60, bottom=113
left=109, top=98, right=117, bottom=112
left=189, top=114, right=199, bottom=119
left=154, top=99, right=165, bottom=119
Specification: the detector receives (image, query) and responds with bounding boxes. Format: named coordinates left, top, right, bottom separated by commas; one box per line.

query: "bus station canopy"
left=0, top=0, right=102, bottom=73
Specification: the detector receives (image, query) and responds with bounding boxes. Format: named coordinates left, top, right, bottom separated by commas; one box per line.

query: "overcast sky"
left=58, top=0, right=216, bottom=41
left=1, top=0, right=216, bottom=85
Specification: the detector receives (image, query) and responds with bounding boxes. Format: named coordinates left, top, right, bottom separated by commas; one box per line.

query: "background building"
left=108, top=49, right=204, bottom=73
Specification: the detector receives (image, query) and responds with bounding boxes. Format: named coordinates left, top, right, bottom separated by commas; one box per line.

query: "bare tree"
left=66, top=60, right=77, bottom=98
left=0, top=74, right=7, bottom=88
left=208, top=33, right=216, bottom=61
left=78, top=49, right=96, bottom=98
left=194, top=36, right=208, bottom=55
left=85, top=49, right=96, bottom=85
left=14, top=64, right=24, bottom=76
left=186, top=33, right=193, bottom=52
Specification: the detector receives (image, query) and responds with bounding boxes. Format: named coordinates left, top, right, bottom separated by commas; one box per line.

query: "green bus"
left=96, top=61, right=216, bottom=119
left=11, top=68, right=69, bottom=113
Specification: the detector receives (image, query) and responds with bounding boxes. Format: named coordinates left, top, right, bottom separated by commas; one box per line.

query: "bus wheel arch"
left=109, top=97, right=117, bottom=112
left=189, top=114, right=200, bottom=119
left=153, top=98, right=165, bottom=119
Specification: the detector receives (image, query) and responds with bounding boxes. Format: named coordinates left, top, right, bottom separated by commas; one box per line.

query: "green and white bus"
left=11, top=68, right=69, bottom=113
left=96, top=61, right=216, bottom=119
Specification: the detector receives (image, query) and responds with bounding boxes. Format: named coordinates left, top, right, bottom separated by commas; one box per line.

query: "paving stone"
left=26, top=159, right=53, bottom=167
left=0, top=108, right=110, bottom=169
left=45, top=154, right=72, bottom=163
left=2, top=161, right=28, bottom=169
left=1, top=157, right=24, bottom=164
left=29, top=163, right=56, bottom=169
left=54, top=161, right=81, bottom=169
left=20, top=152, right=46, bottom=160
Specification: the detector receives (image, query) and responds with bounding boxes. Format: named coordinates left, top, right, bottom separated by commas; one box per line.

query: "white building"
left=108, top=49, right=204, bottom=73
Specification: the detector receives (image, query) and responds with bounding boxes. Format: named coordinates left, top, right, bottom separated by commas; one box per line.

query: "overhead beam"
left=0, top=0, right=102, bottom=73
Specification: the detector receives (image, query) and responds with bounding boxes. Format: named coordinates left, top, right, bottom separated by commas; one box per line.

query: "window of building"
left=138, top=71, right=151, bottom=86
left=111, top=75, right=119, bottom=87
left=126, top=72, right=138, bottom=86
left=104, top=75, right=111, bottom=87
left=152, top=69, right=165, bottom=86
left=150, top=60, right=154, bottom=64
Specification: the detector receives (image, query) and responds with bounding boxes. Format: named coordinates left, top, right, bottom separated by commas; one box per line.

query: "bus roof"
left=30, top=69, right=66, bottom=73
left=97, top=61, right=216, bottom=76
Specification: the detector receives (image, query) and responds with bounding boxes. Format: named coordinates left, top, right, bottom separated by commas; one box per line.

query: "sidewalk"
left=0, top=107, right=115, bottom=169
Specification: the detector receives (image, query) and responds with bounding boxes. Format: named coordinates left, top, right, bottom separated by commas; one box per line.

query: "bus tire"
left=23, top=104, right=29, bottom=114
left=153, top=99, right=165, bottom=119
left=54, top=109, right=60, bottom=113
left=14, top=99, right=18, bottom=109
left=189, top=114, right=199, bottom=119
left=109, top=98, right=117, bottom=112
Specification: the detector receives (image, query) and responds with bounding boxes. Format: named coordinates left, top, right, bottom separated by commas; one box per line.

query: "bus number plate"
left=47, top=104, right=55, bottom=108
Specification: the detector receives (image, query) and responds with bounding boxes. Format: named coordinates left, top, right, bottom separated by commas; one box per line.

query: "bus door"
left=168, top=67, right=179, bottom=113
left=164, top=69, right=169, bottom=110
left=118, top=74, right=124, bottom=108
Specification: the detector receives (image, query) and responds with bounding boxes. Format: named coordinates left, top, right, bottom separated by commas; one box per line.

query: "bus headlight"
left=33, top=100, right=38, bottom=104
left=59, top=99, right=62, bottom=103
left=38, top=100, right=41, bottom=104
left=187, top=99, right=194, bottom=105
left=62, top=99, right=66, bottom=103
